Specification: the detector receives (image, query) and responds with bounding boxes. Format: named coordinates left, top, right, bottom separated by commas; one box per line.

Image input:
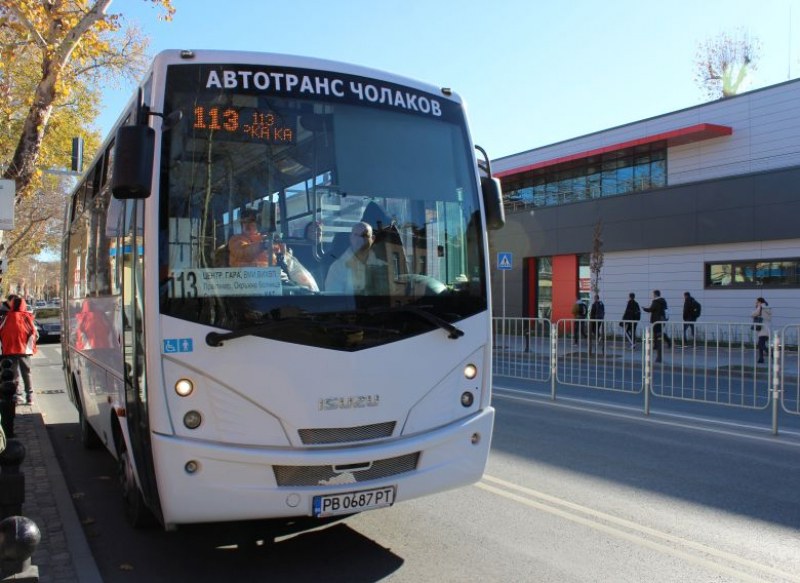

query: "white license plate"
left=313, top=486, right=396, bottom=517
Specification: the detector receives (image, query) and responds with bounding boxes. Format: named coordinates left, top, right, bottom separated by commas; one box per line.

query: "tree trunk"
left=2, top=60, right=58, bottom=197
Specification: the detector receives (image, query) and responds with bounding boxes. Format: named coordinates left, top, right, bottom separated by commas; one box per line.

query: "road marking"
left=479, top=474, right=800, bottom=582
left=493, top=386, right=800, bottom=447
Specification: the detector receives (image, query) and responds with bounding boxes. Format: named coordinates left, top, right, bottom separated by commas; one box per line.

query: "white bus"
left=61, top=49, right=504, bottom=530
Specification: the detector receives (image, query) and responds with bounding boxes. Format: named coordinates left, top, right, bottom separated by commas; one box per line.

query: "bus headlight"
left=464, top=364, right=478, bottom=379
left=183, top=410, right=202, bottom=429
left=461, top=391, right=475, bottom=407
left=175, top=378, right=194, bottom=397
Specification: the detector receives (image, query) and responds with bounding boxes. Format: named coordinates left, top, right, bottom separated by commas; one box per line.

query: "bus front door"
left=120, top=199, right=162, bottom=525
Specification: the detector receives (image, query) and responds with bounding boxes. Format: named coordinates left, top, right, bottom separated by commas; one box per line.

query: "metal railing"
left=492, top=318, right=800, bottom=434
left=647, top=321, right=772, bottom=410
left=492, top=318, right=553, bottom=383
left=555, top=319, right=643, bottom=394
left=779, top=325, right=800, bottom=416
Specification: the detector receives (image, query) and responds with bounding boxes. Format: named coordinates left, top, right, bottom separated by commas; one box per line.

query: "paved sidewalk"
left=12, top=406, right=102, bottom=583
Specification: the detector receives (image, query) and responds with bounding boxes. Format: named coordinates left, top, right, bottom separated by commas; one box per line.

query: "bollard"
left=0, top=516, right=40, bottom=581
left=0, top=440, right=25, bottom=520
left=0, top=360, right=17, bottom=439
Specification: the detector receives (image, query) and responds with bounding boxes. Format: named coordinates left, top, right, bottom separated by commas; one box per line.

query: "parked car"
left=34, top=307, right=61, bottom=343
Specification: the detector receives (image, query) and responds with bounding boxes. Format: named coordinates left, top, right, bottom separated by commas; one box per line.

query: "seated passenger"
left=324, top=222, right=387, bottom=294
left=228, top=209, right=271, bottom=268
left=290, top=220, right=328, bottom=285
left=228, top=209, right=319, bottom=291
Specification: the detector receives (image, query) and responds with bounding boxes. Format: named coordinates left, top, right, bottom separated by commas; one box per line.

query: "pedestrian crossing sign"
left=497, top=252, right=513, bottom=270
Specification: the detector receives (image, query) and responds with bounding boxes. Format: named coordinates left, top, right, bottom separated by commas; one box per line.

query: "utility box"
left=0, top=180, right=14, bottom=231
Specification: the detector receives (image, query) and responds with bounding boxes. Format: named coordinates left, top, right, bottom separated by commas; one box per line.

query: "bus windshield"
left=159, top=63, right=487, bottom=349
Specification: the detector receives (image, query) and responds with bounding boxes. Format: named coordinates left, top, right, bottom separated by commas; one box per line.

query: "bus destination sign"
left=192, top=105, right=295, bottom=144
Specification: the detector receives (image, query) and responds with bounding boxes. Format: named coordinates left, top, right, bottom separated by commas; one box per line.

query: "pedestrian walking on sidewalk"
left=682, top=292, right=701, bottom=345
left=643, top=289, right=671, bottom=362
left=751, top=297, right=772, bottom=364
left=621, top=292, right=641, bottom=348
left=590, top=294, right=605, bottom=346
left=0, top=296, right=38, bottom=405
left=571, top=297, right=588, bottom=344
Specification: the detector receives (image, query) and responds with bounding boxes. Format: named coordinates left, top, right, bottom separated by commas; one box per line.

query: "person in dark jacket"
left=589, top=294, right=605, bottom=346
left=571, top=296, right=588, bottom=344
left=621, top=292, right=641, bottom=348
left=0, top=296, right=38, bottom=405
left=643, top=289, right=671, bottom=362
left=682, top=292, right=701, bottom=345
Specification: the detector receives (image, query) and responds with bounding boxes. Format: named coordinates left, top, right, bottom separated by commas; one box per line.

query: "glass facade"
left=503, top=143, right=666, bottom=211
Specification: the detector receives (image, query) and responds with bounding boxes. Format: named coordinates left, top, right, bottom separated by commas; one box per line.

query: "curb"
left=25, top=410, right=103, bottom=583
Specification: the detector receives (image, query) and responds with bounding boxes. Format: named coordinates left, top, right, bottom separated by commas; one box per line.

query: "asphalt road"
left=33, top=344, right=800, bottom=582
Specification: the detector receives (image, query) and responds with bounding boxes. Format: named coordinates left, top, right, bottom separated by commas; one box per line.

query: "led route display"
left=192, top=105, right=294, bottom=143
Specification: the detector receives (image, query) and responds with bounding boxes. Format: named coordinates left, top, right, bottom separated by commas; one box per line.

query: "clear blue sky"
left=97, top=0, right=800, bottom=160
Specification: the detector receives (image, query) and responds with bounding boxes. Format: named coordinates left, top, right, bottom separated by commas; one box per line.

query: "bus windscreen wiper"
left=369, top=305, right=464, bottom=339
left=205, top=316, right=313, bottom=347
left=206, top=315, right=400, bottom=347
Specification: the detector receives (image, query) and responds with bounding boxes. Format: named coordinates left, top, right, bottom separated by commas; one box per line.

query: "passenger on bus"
left=291, top=220, right=328, bottom=285
left=228, top=209, right=319, bottom=291
left=324, top=222, right=388, bottom=294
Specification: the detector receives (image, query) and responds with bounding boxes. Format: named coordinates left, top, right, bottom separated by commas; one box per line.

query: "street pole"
left=502, top=269, right=506, bottom=348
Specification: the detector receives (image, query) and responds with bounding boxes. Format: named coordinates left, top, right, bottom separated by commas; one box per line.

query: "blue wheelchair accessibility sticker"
left=163, top=338, right=194, bottom=353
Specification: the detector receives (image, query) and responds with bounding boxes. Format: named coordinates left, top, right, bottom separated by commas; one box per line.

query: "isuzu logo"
left=319, top=395, right=380, bottom=411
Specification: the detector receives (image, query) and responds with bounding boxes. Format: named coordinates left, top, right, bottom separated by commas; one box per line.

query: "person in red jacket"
left=0, top=295, right=38, bottom=405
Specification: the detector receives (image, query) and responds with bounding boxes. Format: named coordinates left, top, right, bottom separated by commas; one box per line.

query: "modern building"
left=489, top=77, right=800, bottom=328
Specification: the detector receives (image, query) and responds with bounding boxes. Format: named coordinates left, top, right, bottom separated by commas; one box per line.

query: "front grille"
left=273, top=452, right=420, bottom=487
left=298, top=421, right=396, bottom=445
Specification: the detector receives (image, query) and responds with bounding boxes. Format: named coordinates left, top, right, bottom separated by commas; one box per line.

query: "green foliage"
left=0, top=0, right=174, bottom=289
left=0, top=0, right=174, bottom=199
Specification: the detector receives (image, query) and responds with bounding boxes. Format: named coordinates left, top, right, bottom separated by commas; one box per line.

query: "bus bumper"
left=151, top=406, right=494, bottom=526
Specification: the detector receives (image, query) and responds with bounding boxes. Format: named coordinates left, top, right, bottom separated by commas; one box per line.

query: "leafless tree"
left=695, top=29, right=761, bottom=99
left=590, top=219, right=604, bottom=297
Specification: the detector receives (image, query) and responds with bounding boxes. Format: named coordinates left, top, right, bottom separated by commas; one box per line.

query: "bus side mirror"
left=112, top=125, right=155, bottom=199
left=482, top=176, right=505, bottom=230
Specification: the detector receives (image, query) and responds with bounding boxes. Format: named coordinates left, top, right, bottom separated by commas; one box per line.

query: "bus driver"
left=325, top=221, right=388, bottom=294
left=228, top=209, right=319, bottom=291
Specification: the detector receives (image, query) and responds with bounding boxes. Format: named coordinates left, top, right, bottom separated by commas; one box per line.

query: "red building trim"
left=552, top=255, right=578, bottom=323
left=496, top=123, right=733, bottom=179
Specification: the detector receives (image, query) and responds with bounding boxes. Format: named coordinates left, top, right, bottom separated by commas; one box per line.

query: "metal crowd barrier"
left=647, top=321, right=772, bottom=410
left=779, top=325, right=800, bottom=417
left=555, top=318, right=643, bottom=395
left=492, top=318, right=553, bottom=383
left=492, top=317, right=800, bottom=434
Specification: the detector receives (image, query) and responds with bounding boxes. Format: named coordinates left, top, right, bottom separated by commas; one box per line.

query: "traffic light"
left=71, top=137, right=84, bottom=173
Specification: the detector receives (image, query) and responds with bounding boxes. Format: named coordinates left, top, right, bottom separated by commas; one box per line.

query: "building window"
left=537, top=257, right=552, bottom=319
left=578, top=254, right=591, bottom=302
left=503, top=143, right=667, bottom=212
left=705, top=259, right=800, bottom=288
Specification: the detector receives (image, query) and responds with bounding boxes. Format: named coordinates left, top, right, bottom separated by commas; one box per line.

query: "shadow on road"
left=490, top=384, right=800, bottom=531
left=47, top=421, right=404, bottom=582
